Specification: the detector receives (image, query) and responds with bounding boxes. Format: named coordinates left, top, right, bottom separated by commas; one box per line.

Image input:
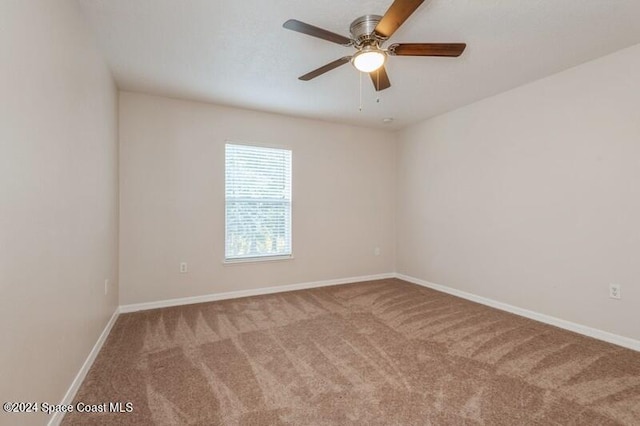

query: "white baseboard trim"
left=396, top=273, right=640, bottom=352
left=119, top=273, right=396, bottom=313
left=48, top=307, right=120, bottom=426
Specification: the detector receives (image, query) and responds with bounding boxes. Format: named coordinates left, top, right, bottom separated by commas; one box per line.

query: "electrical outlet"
left=609, top=284, right=621, bottom=300
left=104, top=279, right=109, bottom=295
left=180, top=262, right=188, bottom=273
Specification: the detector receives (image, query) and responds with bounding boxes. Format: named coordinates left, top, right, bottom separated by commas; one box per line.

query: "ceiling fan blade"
left=374, top=0, right=425, bottom=39
left=283, top=19, right=352, bottom=46
left=299, top=56, right=352, bottom=81
left=388, top=43, right=467, bottom=57
left=370, top=66, right=391, bottom=91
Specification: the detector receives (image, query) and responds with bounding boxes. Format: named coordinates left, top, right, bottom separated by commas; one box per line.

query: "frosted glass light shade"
left=352, top=50, right=386, bottom=73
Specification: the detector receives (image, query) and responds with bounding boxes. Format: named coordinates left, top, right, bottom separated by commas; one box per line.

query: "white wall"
left=397, top=44, right=640, bottom=341
left=119, top=92, right=396, bottom=305
left=0, top=1, right=118, bottom=424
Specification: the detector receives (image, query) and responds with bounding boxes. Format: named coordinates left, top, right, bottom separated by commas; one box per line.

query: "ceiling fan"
left=283, top=0, right=466, bottom=91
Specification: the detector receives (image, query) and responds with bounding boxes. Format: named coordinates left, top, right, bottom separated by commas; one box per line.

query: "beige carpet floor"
left=63, top=279, right=640, bottom=425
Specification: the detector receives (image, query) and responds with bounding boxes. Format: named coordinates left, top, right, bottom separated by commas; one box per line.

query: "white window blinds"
left=225, top=143, right=292, bottom=261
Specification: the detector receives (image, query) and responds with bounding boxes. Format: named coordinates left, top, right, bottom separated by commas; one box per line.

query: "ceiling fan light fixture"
left=352, top=48, right=386, bottom=73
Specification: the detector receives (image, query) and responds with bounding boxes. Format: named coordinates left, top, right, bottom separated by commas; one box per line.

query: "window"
left=225, top=143, right=292, bottom=261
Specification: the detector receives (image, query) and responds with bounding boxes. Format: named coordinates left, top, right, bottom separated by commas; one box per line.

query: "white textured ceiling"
left=77, top=0, right=640, bottom=129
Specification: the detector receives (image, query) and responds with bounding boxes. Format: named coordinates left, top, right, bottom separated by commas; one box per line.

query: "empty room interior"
left=2, top=0, right=640, bottom=424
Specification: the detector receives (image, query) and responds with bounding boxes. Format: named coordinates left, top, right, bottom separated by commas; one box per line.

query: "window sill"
left=223, top=255, right=294, bottom=265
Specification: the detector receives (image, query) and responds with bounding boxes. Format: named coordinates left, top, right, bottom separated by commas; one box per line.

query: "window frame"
left=223, top=141, right=293, bottom=264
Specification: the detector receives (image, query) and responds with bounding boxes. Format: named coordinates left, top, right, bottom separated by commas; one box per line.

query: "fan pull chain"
left=376, top=70, right=380, bottom=104
left=358, top=71, right=363, bottom=112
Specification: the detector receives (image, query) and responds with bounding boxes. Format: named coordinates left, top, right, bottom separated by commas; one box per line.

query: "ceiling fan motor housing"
left=350, top=15, right=383, bottom=47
